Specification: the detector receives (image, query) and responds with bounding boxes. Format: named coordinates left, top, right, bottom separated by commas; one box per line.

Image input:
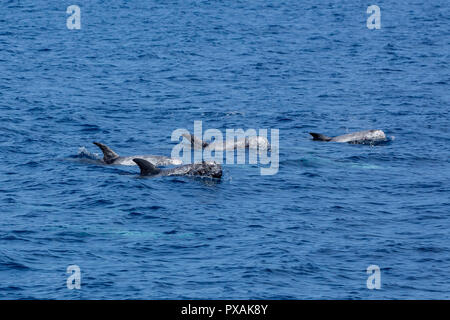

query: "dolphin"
left=182, top=133, right=270, bottom=151
left=93, top=142, right=182, bottom=166
left=309, top=130, right=387, bottom=144
left=133, top=158, right=222, bottom=179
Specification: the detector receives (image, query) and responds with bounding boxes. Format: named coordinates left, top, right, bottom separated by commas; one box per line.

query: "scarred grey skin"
left=309, top=130, right=387, bottom=144
left=133, top=158, right=222, bottom=179
left=93, top=142, right=182, bottom=166
left=182, top=133, right=270, bottom=151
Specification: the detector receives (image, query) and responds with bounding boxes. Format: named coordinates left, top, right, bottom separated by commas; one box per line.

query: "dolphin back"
left=332, top=130, right=386, bottom=143
left=309, top=133, right=332, bottom=141
left=182, top=133, right=209, bottom=149
left=93, top=142, right=120, bottom=164
left=133, top=158, right=162, bottom=176
left=165, top=162, right=223, bottom=179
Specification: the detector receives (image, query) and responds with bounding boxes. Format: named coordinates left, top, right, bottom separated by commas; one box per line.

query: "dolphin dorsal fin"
left=309, top=133, right=332, bottom=142
left=182, top=133, right=209, bottom=149
left=133, top=158, right=161, bottom=176
left=93, top=142, right=120, bottom=163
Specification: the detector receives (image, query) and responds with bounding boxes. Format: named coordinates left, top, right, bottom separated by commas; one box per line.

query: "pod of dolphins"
left=91, top=129, right=388, bottom=180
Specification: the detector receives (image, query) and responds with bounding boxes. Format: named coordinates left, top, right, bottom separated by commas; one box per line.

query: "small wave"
left=0, top=255, right=31, bottom=271
left=72, top=147, right=102, bottom=161
left=63, top=147, right=103, bottom=165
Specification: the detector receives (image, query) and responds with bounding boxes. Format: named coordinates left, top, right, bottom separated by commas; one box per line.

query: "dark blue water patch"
left=163, top=230, right=178, bottom=235
left=0, top=255, right=31, bottom=271
left=79, top=124, right=102, bottom=133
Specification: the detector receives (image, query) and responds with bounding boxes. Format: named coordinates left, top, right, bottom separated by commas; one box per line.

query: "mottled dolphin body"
left=93, top=142, right=182, bottom=166
left=182, top=133, right=270, bottom=151
left=309, top=130, right=387, bottom=144
left=133, top=158, right=222, bottom=179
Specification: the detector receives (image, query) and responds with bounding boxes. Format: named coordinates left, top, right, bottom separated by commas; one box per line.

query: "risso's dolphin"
left=93, top=142, right=182, bottom=166
left=182, top=133, right=270, bottom=151
left=309, top=130, right=387, bottom=144
left=133, top=158, right=222, bottom=179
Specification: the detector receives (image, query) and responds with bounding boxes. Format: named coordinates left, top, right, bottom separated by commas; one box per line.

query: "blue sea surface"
left=0, top=0, right=449, bottom=299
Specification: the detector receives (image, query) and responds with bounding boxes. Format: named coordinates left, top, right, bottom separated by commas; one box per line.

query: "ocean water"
left=0, top=0, right=449, bottom=299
